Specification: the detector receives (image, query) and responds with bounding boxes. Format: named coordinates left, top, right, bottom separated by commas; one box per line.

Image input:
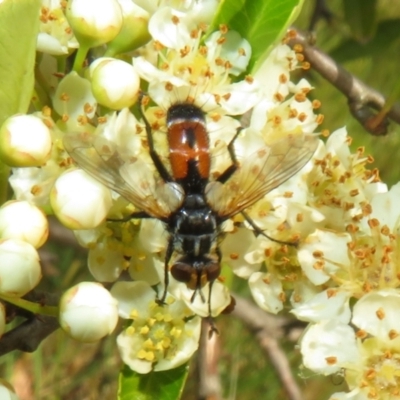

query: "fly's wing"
left=63, top=132, right=184, bottom=219
left=205, top=134, right=319, bottom=220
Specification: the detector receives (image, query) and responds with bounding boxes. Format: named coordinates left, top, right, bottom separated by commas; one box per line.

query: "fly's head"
left=171, top=255, right=220, bottom=300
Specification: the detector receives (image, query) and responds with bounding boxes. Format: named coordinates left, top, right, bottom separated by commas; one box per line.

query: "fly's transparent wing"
left=206, top=134, right=319, bottom=219
left=63, top=132, right=184, bottom=219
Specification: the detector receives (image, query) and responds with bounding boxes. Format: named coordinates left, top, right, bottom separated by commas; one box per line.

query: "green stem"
left=0, top=161, right=10, bottom=205
left=0, top=294, right=59, bottom=317
left=72, top=44, right=90, bottom=74
left=31, top=88, right=44, bottom=112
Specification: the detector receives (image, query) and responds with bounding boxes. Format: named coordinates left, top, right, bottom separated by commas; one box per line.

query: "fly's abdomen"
left=167, top=103, right=210, bottom=184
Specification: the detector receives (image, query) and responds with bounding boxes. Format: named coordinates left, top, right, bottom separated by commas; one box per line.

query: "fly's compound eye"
left=205, top=261, right=220, bottom=282
left=171, top=258, right=221, bottom=290
left=171, top=262, right=193, bottom=283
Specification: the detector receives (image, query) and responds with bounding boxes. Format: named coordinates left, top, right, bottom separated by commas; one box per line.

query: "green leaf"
left=330, top=19, right=400, bottom=63
left=0, top=0, right=41, bottom=125
left=207, top=0, right=304, bottom=72
left=118, top=363, right=190, bottom=400
left=0, top=0, right=41, bottom=203
left=342, top=0, right=377, bottom=42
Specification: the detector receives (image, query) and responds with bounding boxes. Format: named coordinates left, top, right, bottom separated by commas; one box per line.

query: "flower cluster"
left=0, top=0, right=399, bottom=394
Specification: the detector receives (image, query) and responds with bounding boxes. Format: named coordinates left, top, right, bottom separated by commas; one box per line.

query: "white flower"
left=303, top=290, right=400, bottom=399
left=352, top=290, right=400, bottom=342
left=0, top=200, right=48, bottom=249
left=248, top=272, right=284, bottom=314
left=147, top=0, right=218, bottom=48
left=221, top=227, right=261, bottom=278
left=9, top=160, right=62, bottom=207
left=133, top=28, right=259, bottom=114
left=111, top=281, right=201, bottom=373
left=37, top=1, right=78, bottom=55
left=0, top=239, right=41, bottom=297
left=367, top=181, right=400, bottom=233
left=96, top=107, right=143, bottom=158
left=0, top=114, right=52, bottom=167
left=170, top=280, right=231, bottom=317
left=59, top=282, right=119, bottom=342
left=300, top=320, right=359, bottom=375
left=298, top=230, right=352, bottom=285
left=88, top=238, right=128, bottom=282
left=127, top=238, right=163, bottom=286
left=53, top=72, right=97, bottom=131
left=291, top=288, right=351, bottom=324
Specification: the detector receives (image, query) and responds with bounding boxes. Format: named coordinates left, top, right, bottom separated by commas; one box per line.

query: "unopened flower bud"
left=51, top=169, right=112, bottom=230
left=0, top=239, right=42, bottom=297
left=59, top=282, right=119, bottom=342
left=66, top=0, right=123, bottom=48
left=0, top=114, right=52, bottom=167
left=0, top=201, right=48, bottom=248
left=106, top=0, right=151, bottom=56
left=0, top=380, right=20, bottom=400
left=90, top=58, right=140, bottom=110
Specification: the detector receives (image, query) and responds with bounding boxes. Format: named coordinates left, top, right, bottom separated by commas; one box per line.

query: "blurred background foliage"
left=295, top=0, right=400, bottom=187
left=1, top=0, right=400, bottom=399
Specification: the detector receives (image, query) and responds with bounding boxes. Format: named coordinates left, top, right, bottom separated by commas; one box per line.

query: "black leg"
left=138, top=92, right=172, bottom=182
left=217, top=127, right=242, bottom=184
left=206, top=284, right=219, bottom=338
left=215, top=245, right=222, bottom=263
left=241, top=211, right=298, bottom=247
left=157, top=235, right=175, bottom=305
left=107, top=210, right=153, bottom=223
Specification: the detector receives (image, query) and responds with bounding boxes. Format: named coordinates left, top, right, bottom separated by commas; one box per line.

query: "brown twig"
left=288, top=28, right=400, bottom=135
left=48, top=216, right=86, bottom=253
left=0, top=291, right=60, bottom=356
left=231, top=295, right=303, bottom=400
left=0, top=314, right=59, bottom=356
left=196, top=320, right=222, bottom=400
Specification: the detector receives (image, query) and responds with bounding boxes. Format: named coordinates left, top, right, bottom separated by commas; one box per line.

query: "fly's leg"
left=157, top=236, right=174, bottom=305
left=107, top=210, right=152, bottom=223
left=138, top=92, right=172, bottom=182
left=216, top=127, right=242, bottom=184
left=205, top=245, right=222, bottom=337
left=241, top=211, right=299, bottom=247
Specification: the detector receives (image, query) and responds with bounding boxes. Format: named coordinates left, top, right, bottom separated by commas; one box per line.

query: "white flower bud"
left=66, top=0, right=123, bottom=48
left=106, top=0, right=151, bottom=55
left=0, top=114, right=52, bottom=167
left=90, top=58, right=140, bottom=110
left=0, top=381, right=20, bottom=400
left=59, top=282, right=119, bottom=342
left=51, top=169, right=112, bottom=230
left=0, top=201, right=48, bottom=248
left=0, top=239, right=42, bottom=297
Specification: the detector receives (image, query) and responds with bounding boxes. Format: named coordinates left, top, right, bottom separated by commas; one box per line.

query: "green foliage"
left=330, top=19, right=400, bottom=62
left=0, top=0, right=41, bottom=125
left=208, top=0, right=304, bottom=72
left=118, top=364, right=189, bottom=400
left=0, top=0, right=41, bottom=203
left=297, top=0, right=400, bottom=186
left=343, top=0, right=377, bottom=41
